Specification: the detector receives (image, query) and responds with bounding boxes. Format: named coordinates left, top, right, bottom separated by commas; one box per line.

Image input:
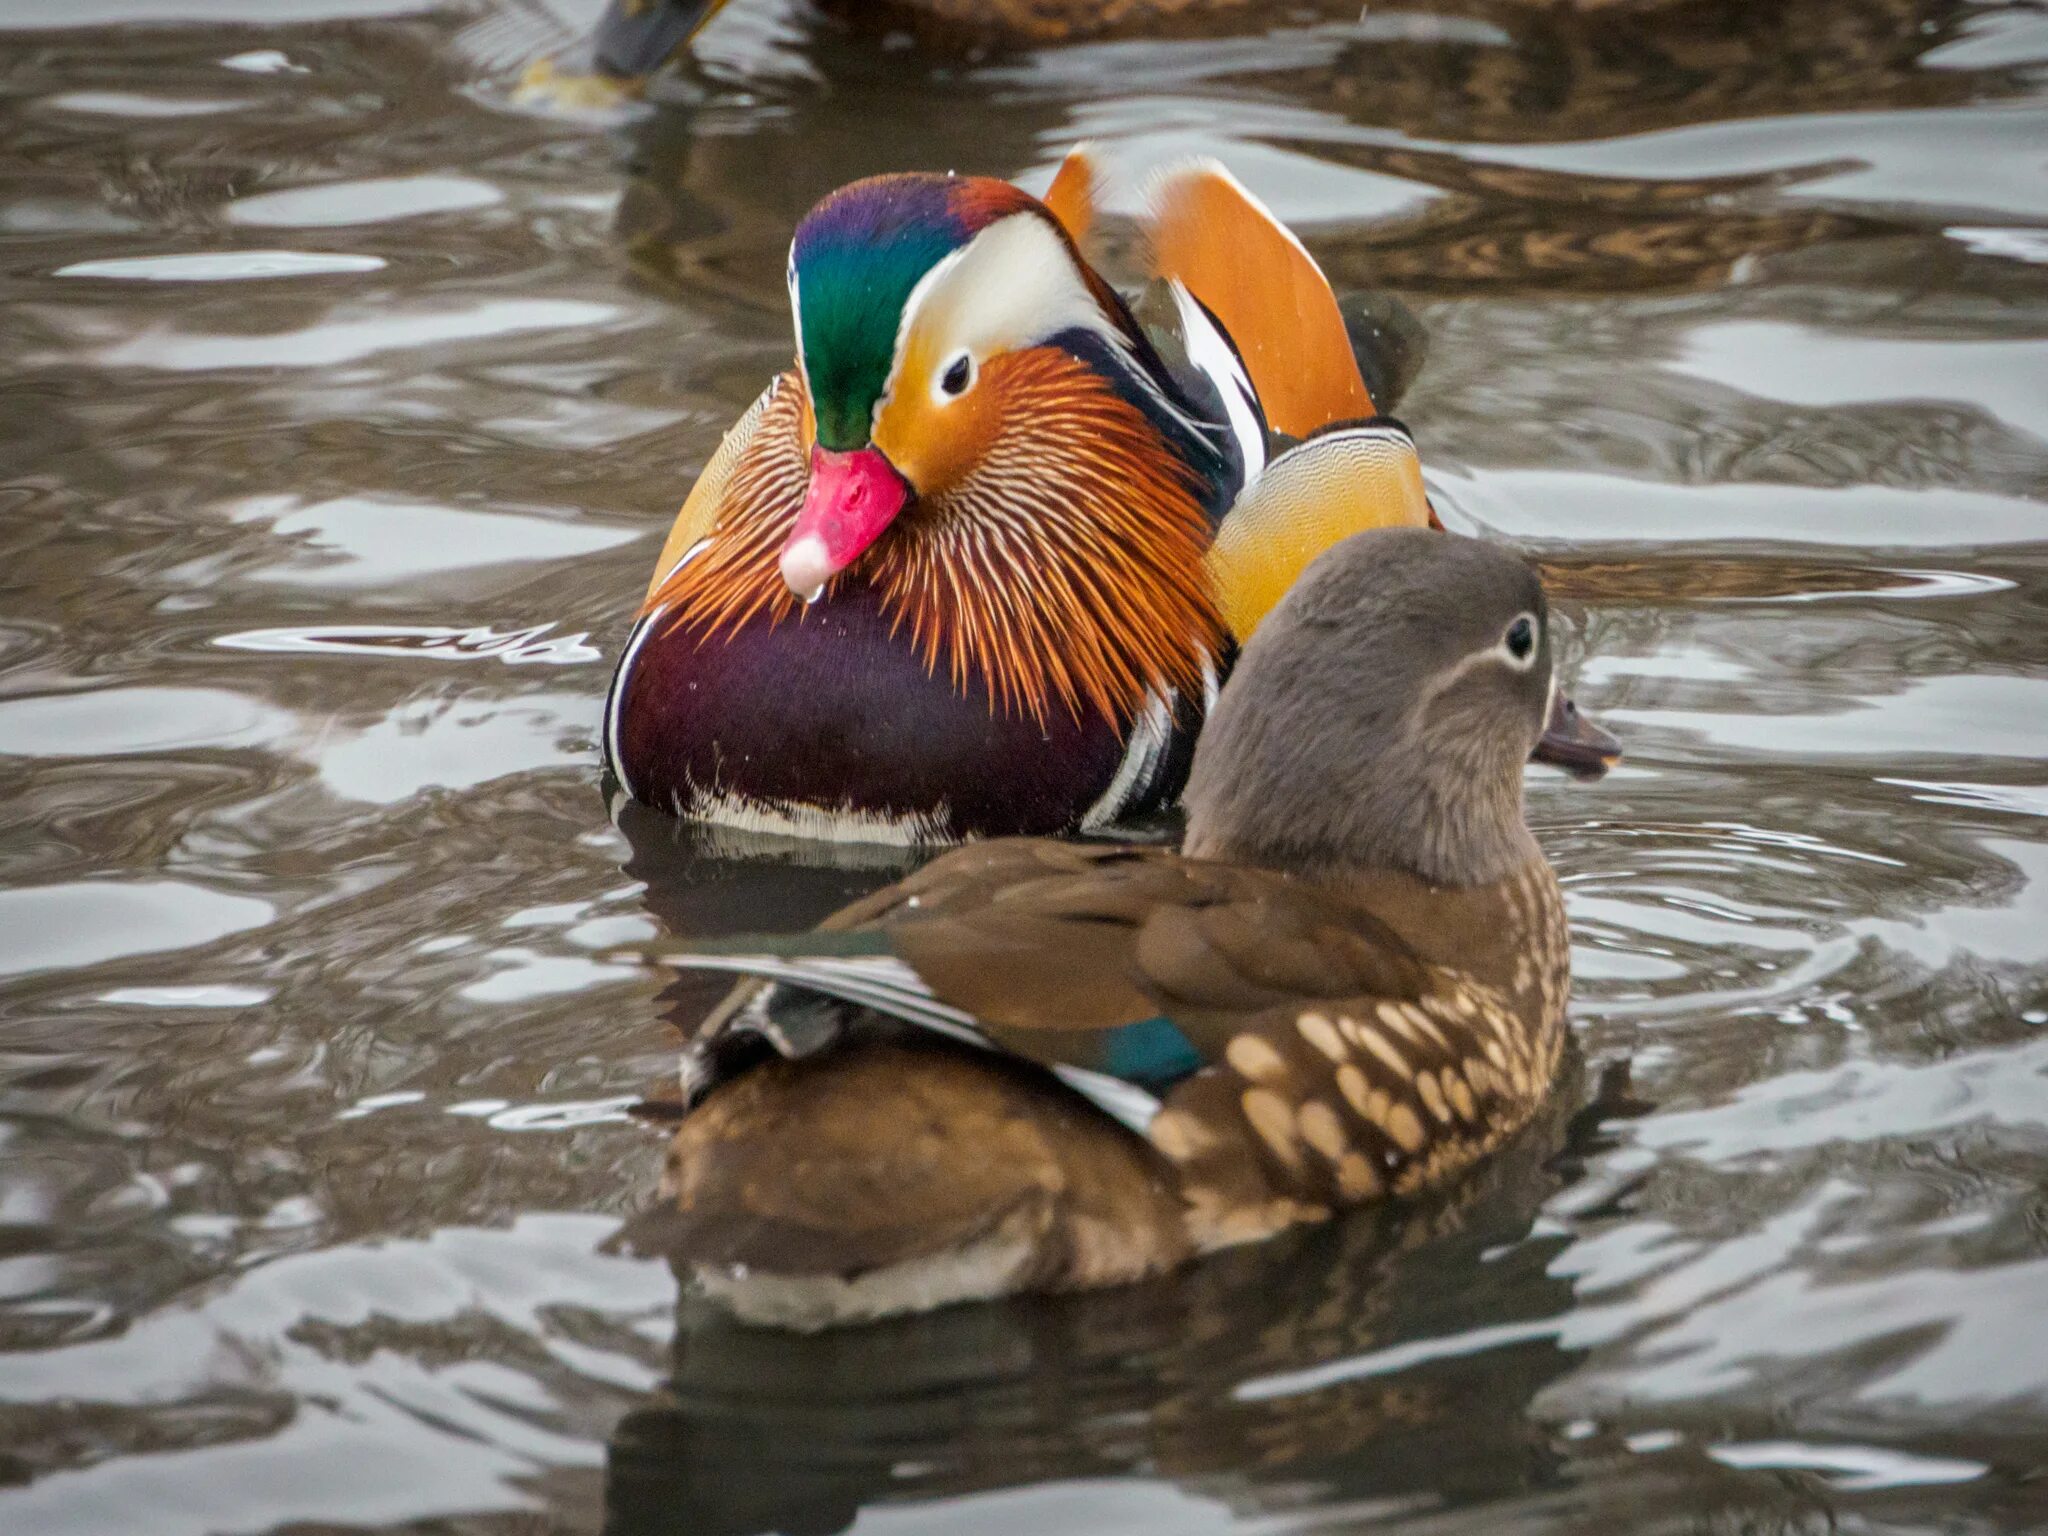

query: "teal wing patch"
left=1098, top=1015, right=1204, bottom=1088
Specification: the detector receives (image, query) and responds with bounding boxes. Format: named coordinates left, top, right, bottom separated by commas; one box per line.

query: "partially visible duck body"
left=569, top=0, right=1708, bottom=81
left=576, top=0, right=1341, bottom=82
left=605, top=153, right=1435, bottom=843
left=635, top=528, right=1620, bottom=1328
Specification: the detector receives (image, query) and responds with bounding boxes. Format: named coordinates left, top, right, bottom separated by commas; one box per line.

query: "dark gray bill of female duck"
left=1533, top=692, right=1620, bottom=781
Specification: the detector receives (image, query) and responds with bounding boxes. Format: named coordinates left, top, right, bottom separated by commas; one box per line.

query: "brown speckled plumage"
left=1143, top=854, right=1574, bottom=1250
left=648, top=528, right=1616, bottom=1326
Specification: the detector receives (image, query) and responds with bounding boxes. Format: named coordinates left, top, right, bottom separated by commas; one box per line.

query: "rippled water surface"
left=4, top=1, right=2047, bottom=1531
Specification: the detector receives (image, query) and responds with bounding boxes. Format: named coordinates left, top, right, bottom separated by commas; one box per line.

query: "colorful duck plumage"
left=605, top=152, right=1435, bottom=843
left=635, top=528, right=1619, bottom=1328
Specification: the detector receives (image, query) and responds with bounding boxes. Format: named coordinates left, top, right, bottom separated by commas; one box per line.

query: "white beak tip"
left=778, top=535, right=837, bottom=600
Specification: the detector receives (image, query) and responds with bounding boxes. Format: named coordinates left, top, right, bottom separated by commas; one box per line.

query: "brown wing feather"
left=883, top=842, right=1168, bottom=1030
left=851, top=841, right=1563, bottom=1236
left=882, top=843, right=1433, bottom=1044
left=690, top=866, right=937, bottom=1045
left=1136, top=888, right=1428, bottom=1029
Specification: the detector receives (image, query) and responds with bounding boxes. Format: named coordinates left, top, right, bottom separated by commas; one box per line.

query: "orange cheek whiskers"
left=649, top=353, right=1223, bottom=727
left=882, top=354, right=1221, bottom=728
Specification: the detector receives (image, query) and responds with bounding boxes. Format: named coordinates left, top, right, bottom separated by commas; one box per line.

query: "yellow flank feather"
left=1207, top=426, right=1433, bottom=640
left=645, top=374, right=798, bottom=602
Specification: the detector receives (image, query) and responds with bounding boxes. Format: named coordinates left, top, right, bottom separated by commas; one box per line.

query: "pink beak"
left=779, top=445, right=909, bottom=599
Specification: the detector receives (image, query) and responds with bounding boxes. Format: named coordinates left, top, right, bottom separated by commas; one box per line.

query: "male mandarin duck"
left=631, top=527, right=1620, bottom=1328
left=604, top=151, right=1436, bottom=842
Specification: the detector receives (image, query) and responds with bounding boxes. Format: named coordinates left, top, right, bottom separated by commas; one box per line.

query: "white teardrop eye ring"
left=1498, top=613, right=1538, bottom=671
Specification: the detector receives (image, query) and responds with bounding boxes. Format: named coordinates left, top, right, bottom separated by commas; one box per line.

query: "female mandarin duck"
left=635, top=528, right=1620, bottom=1329
left=605, top=151, right=1436, bottom=842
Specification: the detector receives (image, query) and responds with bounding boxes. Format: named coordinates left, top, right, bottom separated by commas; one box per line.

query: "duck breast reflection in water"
left=635, top=527, right=1619, bottom=1330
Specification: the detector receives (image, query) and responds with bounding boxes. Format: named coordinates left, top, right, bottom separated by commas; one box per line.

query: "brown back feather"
left=883, top=842, right=1431, bottom=1040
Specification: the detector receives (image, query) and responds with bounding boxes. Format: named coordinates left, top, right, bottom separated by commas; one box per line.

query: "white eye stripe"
left=881, top=212, right=1122, bottom=430
left=1417, top=613, right=1546, bottom=708
left=787, top=241, right=808, bottom=388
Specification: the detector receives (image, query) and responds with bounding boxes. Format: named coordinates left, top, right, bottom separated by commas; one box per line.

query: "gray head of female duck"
left=1183, top=527, right=1618, bottom=889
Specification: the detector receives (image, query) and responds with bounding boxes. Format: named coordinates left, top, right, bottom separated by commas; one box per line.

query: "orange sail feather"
left=1145, top=161, right=1376, bottom=438
left=1041, top=143, right=1100, bottom=249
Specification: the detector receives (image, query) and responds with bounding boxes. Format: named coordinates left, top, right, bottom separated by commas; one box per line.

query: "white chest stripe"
left=1169, top=280, right=1266, bottom=485
left=1081, top=689, right=1174, bottom=833
left=602, top=537, right=712, bottom=800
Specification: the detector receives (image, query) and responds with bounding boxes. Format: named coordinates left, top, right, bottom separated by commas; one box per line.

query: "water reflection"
left=609, top=1083, right=1593, bottom=1536
left=2, top=0, right=2047, bottom=1532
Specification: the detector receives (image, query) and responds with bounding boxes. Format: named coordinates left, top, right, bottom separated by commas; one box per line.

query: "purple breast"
left=606, top=580, right=1134, bottom=839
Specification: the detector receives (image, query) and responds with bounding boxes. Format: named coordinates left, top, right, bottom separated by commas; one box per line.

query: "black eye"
left=939, top=353, right=972, bottom=397
left=1505, top=616, right=1535, bottom=661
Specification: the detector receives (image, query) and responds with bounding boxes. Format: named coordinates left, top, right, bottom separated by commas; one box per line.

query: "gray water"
left=3, top=1, right=2047, bottom=1532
